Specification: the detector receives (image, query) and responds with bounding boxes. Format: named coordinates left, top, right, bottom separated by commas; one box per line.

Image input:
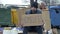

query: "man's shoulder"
left=25, top=9, right=31, bottom=14
left=37, top=9, right=42, bottom=12
left=37, top=9, right=42, bottom=14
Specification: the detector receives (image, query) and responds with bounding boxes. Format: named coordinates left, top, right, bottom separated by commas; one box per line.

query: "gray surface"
left=57, top=29, right=60, bottom=34
left=28, top=32, right=37, bottom=34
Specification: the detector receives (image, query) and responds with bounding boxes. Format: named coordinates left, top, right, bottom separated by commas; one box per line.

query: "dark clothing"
left=23, top=26, right=43, bottom=34
left=25, top=9, right=42, bottom=14
left=23, top=9, right=43, bottom=34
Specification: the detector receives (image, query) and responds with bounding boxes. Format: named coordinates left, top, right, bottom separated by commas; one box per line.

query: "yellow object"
left=4, top=27, right=11, bottom=30
left=11, top=9, right=18, bottom=26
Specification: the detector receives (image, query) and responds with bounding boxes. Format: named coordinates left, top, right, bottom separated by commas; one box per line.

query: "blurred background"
left=0, top=0, right=60, bottom=34
left=0, top=0, right=60, bottom=8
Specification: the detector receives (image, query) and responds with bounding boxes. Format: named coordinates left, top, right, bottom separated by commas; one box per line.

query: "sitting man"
left=23, top=2, right=43, bottom=34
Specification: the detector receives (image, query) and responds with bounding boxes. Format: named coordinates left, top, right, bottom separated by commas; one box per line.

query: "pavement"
left=57, top=29, right=60, bottom=34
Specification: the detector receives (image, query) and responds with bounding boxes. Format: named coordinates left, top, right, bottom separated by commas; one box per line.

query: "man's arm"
left=37, top=9, right=42, bottom=14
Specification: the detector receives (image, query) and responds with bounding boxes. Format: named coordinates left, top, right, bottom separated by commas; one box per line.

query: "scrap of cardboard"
left=21, top=14, right=44, bottom=26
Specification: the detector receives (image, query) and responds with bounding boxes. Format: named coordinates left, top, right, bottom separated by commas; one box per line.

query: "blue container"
left=49, top=6, right=60, bottom=27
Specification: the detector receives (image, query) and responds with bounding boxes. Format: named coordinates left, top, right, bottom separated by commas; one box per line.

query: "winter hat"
left=31, top=2, right=38, bottom=8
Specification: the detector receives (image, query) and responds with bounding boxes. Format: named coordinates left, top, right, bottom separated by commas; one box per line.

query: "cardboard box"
left=42, top=8, right=51, bottom=30
left=21, top=14, right=44, bottom=26
left=17, top=8, right=28, bottom=27
left=17, top=8, right=51, bottom=28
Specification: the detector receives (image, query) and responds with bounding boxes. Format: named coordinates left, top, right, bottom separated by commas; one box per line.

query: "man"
left=23, top=2, right=43, bottom=34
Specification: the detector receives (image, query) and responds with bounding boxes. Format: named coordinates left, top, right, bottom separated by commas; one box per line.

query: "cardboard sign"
left=21, top=14, right=44, bottom=26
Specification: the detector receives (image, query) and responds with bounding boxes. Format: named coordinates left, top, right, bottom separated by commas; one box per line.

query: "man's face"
left=31, top=7, right=36, bottom=11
